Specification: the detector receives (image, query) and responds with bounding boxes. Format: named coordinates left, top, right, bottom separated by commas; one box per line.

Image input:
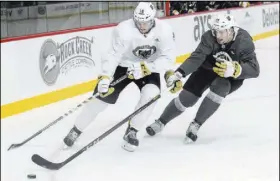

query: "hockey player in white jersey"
left=63, top=2, right=176, bottom=152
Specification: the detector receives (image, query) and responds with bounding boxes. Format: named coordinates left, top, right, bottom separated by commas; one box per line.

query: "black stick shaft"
left=63, top=94, right=160, bottom=167
left=32, top=94, right=161, bottom=170
left=8, top=75, right=127, bottom=151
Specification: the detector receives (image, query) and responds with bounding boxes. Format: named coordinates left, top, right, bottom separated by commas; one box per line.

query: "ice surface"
left=1, top=35, right=279, bottom=181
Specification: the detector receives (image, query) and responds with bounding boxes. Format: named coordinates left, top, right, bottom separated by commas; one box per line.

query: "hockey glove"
left=165, top=70, right=183, bottom=93
left=127, top=62, right=151, bottom=80
left=97, top=75, right=115, bottom=98
left=213, top=60, right=242, bottom=78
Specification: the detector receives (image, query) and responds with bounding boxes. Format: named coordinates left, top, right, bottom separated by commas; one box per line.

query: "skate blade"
left=184, top=137, right=194, bottom=144
left=62, top=145, right=71, bottom=150
left=62, top=143, right=80, bottom=150
left=121, top=141, right=137, bottom=152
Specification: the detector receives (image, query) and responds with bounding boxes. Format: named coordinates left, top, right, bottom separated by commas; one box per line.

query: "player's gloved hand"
left=97, top=75, right=115, bottom=98
left=164, top=70, right=183, bottom=93
left=213, top=60, right=242, bottom=78
left=127, top=61, right=151, bottom=80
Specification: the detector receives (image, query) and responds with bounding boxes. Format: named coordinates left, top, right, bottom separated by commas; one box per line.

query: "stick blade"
left=7, top=143, right=21, bottom=151
left=31, top=154, right=62, bottom=170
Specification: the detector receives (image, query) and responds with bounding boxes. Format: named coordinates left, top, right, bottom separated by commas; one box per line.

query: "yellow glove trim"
left=128, top=62, right=152, bottom=79
left=97, top=75, right=115, bottom=98
left=213, top=61, right=242, bottom=78
left=170, top=80, right=183, bottom=93
left=99, top=87, right=115, bottom=98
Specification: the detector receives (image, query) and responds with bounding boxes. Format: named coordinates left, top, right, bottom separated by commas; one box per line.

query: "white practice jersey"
left=101, top=18, right=176, bottom=77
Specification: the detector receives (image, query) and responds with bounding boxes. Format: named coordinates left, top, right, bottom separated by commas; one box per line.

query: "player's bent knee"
left=176, top=90, right=199, bottom=111
left=210, top=78, right=231, bottom=97
left=141, top=84, right=160, bottom=100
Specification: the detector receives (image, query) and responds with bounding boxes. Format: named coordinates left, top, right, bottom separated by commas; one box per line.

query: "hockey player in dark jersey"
left=146, top=13, right=260, bottom=143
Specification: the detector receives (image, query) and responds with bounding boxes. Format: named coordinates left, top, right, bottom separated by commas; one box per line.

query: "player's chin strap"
left=7, top=74, right=128, bottom=151
left=31, top=85, right=173, bottom=170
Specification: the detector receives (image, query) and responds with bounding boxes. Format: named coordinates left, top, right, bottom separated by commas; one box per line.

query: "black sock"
left=195, top=97, right=221, bottom=125
left=159, top=99, right=184, bottom=125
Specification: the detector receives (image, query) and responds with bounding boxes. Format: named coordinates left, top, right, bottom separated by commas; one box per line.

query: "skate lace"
left=187, top=122, right=200, bottom=135
left=128, top=130, right=137, bottom=139
left=68, top=131, right=79, bottom=141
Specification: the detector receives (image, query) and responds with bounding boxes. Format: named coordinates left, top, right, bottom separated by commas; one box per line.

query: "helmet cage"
left=133, top=2, right=156, bottom=34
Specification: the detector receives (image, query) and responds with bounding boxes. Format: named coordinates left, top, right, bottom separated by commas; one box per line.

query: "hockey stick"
left=7, top=74, right=127, bottom=151
left=31, top=94, right=161, bottom=170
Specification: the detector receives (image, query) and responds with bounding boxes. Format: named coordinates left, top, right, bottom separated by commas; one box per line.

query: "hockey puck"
left=27, top=174, right=36, bottom=179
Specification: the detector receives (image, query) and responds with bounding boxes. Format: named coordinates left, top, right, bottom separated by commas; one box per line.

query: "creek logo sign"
left=39, top=36, right=95, bottom=86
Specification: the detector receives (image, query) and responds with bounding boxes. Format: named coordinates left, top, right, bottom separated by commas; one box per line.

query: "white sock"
left=130, top=84, right=159, bottom=131
left=75, top=98, right=108, bottom=131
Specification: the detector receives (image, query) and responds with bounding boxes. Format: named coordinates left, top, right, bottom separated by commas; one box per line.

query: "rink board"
left=1, top=3, right=279, bottom=119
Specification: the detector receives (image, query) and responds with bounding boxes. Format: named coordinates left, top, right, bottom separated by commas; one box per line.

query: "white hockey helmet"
left=211, top=13, right=236, bottom=31
left=133, top=2, right=156, bottom=34
left=210, top=14, right=236, bottom=44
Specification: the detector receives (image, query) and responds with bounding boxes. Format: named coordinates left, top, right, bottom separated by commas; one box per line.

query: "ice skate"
left=122, top=126, right=139, bottom=152
left=184, top=121, right=201, bottom=144
left=63, top=126, right=82, bottom=147
left=146, top=119, right=165, bottom=136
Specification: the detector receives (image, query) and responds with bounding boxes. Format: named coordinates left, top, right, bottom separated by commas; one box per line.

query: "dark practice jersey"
left=177, top=28, right=260, bottom=80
